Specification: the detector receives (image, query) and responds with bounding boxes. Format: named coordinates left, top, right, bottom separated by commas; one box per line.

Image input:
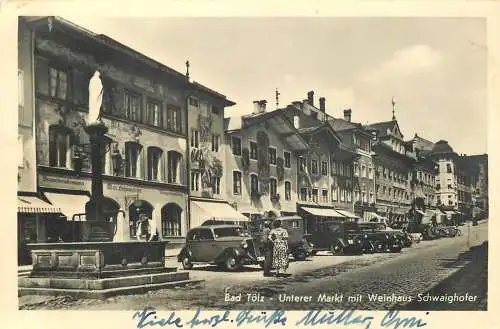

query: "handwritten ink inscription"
left=132, top=308, right=428, bottom=329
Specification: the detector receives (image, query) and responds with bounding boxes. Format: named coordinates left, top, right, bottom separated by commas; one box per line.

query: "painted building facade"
left=224, top=101, right=309, bottom=219
left=26, top=16, right=202, bottom=248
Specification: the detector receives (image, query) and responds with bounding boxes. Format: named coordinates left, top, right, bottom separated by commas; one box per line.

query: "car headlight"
left=364, top=234, right=368, bottom=238
left=309, top=243, right=314, bottom=247
left=241, top=242, right=248, bottom=249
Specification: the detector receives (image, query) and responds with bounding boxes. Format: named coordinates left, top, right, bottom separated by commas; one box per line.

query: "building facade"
left=21, top=17, right=228, bottom=249
left=328, top=109, right=375, bottom=220
left=185, top=82, right=239, bottom=229
left=465, top=154, right=488, bottom=217
left=366, top=120, right=415, bottom=223
left=282, top=92, right=359, bottom=222
left=224, top=101, right=309, bottom=219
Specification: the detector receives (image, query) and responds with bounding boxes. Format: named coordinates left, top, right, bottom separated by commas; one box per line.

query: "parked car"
left=177, top=225, right=264, bottom=271
left=249, top=216, right=313, bottom=261
left=363, top=231, right=404, bottom=253
left=306, top=220, right=373, bottom=255
left=388, top=230, right=413, bottom=248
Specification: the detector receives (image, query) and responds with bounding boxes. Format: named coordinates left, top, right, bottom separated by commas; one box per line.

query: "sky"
left=63, top=16, right=487, bottom=155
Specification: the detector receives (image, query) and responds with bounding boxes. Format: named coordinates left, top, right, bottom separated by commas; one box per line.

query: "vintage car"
left=389, top=230, right=413, bottom=248
left=249, top=216, right=314, bottom=261
left=306, top=220, right=373, bottom=255
left=177, top=225, right=264, bottom=271
left=362, top=231, right=404, bottom=253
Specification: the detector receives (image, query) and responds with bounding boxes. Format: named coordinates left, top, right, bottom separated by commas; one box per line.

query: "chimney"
left=319, top=97, right=325, bottom=112
left=307, top=91, right=314, bottom=106
left=344, top=108, right=352, bottom=122
left=253, top=100, right=267, bottom=114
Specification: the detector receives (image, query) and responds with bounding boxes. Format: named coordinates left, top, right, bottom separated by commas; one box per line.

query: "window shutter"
left=114, top=88, right=125, bottom=116
left=35, top=56, right=49, bottom=95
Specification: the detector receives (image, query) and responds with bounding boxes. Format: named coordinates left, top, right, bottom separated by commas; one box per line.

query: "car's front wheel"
left=374, top=240, right=386, bottom=252
left=225, top=256, right=241, bottom=271
left=181, top=256, right=193, bottom=270
left=330, top=243, right=343, bottom=255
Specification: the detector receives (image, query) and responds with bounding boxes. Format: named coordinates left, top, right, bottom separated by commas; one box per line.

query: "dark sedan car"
left=363, top=231, right=404, bottom=253
left=178, top=225, right=264, bottom=271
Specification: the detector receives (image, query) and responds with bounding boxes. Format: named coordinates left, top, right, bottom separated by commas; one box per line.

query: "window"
left=211, top=105, right=221, bottom=115
left=270, top=178, right=277, bottom=197
left=284, top=152, right=291, bottom=168
left=49, top=126, right=72, bottom=168
left=211, top=134, right=220, bottom=152
left=447, top=184, right=452, bottom=189
left=232, top=137, right=242, bottom=156
left=347, top=190, right=352, bottom=202
left=312, top=189, right=319, bottom=203
left=190, top=129, right=199, bottom=148
left=49, top=67, right=68, bottom=100
left=211, top=176, right=221, bottom=195
left=331, top=186, right=338, bottom=201
left=146, top=101, right=160, bottom=127
left=164, top=106, right=182, bottom=133
left=167, top=151, right=182, bottom=184
left=361, top=165, right=366, bottom=178
left=189, top=97, right=199, bottom=107
left=125, top=142, right=143, bottom=178
left=446, top=164, right=453, bottom=173
left=190, top=171, right=200, bottom=191
left=321, top=189, right=328, bottom=203
left=233, top=171, right=242, bottom=194
left=200, top=102, right=209, bottom=117
left=436, top=184, right=441, bottom=190
left=269, top=148, right=277, bottom=165
left=250, top=174, right=259, bottom=195
left=299, top=158, right=306, bottom=172
left=147, top=147, right=163, bottom=181
left=331, top=161, right=337, bottom=175
left=354, top=163, right=360, bottom=176
left=368, top=167, right=373, bottom=179
left=311, top=160, right=318, bottom=175
left=161, top=204, right=182, bottom=237
left=321, top=161, right=328, bottom=176
left=18, top=69, right=24, bottom=107
left=285, top=181, right=291, bottom=200
left=250, top=141, right=258, bottom=160
left=124, top=91, right=141, bottom=122
left=300, top=187, right=308, bottom=201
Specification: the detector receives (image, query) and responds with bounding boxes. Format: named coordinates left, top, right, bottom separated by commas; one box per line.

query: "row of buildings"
left=17, top=17, right=489, bottom=263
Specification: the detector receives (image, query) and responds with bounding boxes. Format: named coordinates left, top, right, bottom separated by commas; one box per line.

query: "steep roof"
left=366, top=120, right=398, bottom=138
left=431, top=140, right=455, bottom=154
left=327, top=117, right=359, bottom=132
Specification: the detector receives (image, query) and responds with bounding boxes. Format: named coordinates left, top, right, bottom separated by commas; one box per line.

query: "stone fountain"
left=19, top=71, right=195, bottom=299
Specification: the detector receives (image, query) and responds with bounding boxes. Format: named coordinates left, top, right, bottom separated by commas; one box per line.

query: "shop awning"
left=301, top=207, right=345, bottom=218
left=364, top=211, right=385, bottom=222
left=44, top=193, right=90, bottom=220
left=17, top=196, right=61, bottom=214
left=192, top=201, right=249, bottom=223
left=415, top=210, right=426, bottom=216
left=335, top=209, right=360, bottom=219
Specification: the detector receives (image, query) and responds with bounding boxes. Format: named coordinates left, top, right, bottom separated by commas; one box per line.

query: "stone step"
left=18, top=279, right=202, bottom=299
left=19, top=271, right=190, bottom=290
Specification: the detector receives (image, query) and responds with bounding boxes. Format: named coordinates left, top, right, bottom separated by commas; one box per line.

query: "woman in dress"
left=268, top=219, right=289, bottom=277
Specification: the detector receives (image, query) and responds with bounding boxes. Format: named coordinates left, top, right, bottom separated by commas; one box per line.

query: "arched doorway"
left=129, top=200, right=153, bottom=238
left=161, top=203, right=183, bottom=237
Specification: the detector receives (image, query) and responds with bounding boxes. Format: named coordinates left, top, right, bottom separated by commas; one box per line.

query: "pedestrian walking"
left=262, top=221, right=273, bottom=277
left=269, top=219, right=289, bottom=277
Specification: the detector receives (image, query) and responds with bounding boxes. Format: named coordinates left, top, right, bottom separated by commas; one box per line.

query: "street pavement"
left=18, top=222, right=487, bottom=310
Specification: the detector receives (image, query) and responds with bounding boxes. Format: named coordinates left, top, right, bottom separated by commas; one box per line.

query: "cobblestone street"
left=19, top=223, right=487, bottom=310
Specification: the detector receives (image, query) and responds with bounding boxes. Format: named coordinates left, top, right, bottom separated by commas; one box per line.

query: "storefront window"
left=161, top=203, right=182, bottom=236
left=129, top=200, right=153, bottom=238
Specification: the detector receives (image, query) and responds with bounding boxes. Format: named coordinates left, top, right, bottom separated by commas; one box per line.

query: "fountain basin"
left=27, top=241, right=171, bottom=279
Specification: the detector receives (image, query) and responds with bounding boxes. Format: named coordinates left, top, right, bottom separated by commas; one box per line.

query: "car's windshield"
left=213, top=227, right=246, bottom=238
